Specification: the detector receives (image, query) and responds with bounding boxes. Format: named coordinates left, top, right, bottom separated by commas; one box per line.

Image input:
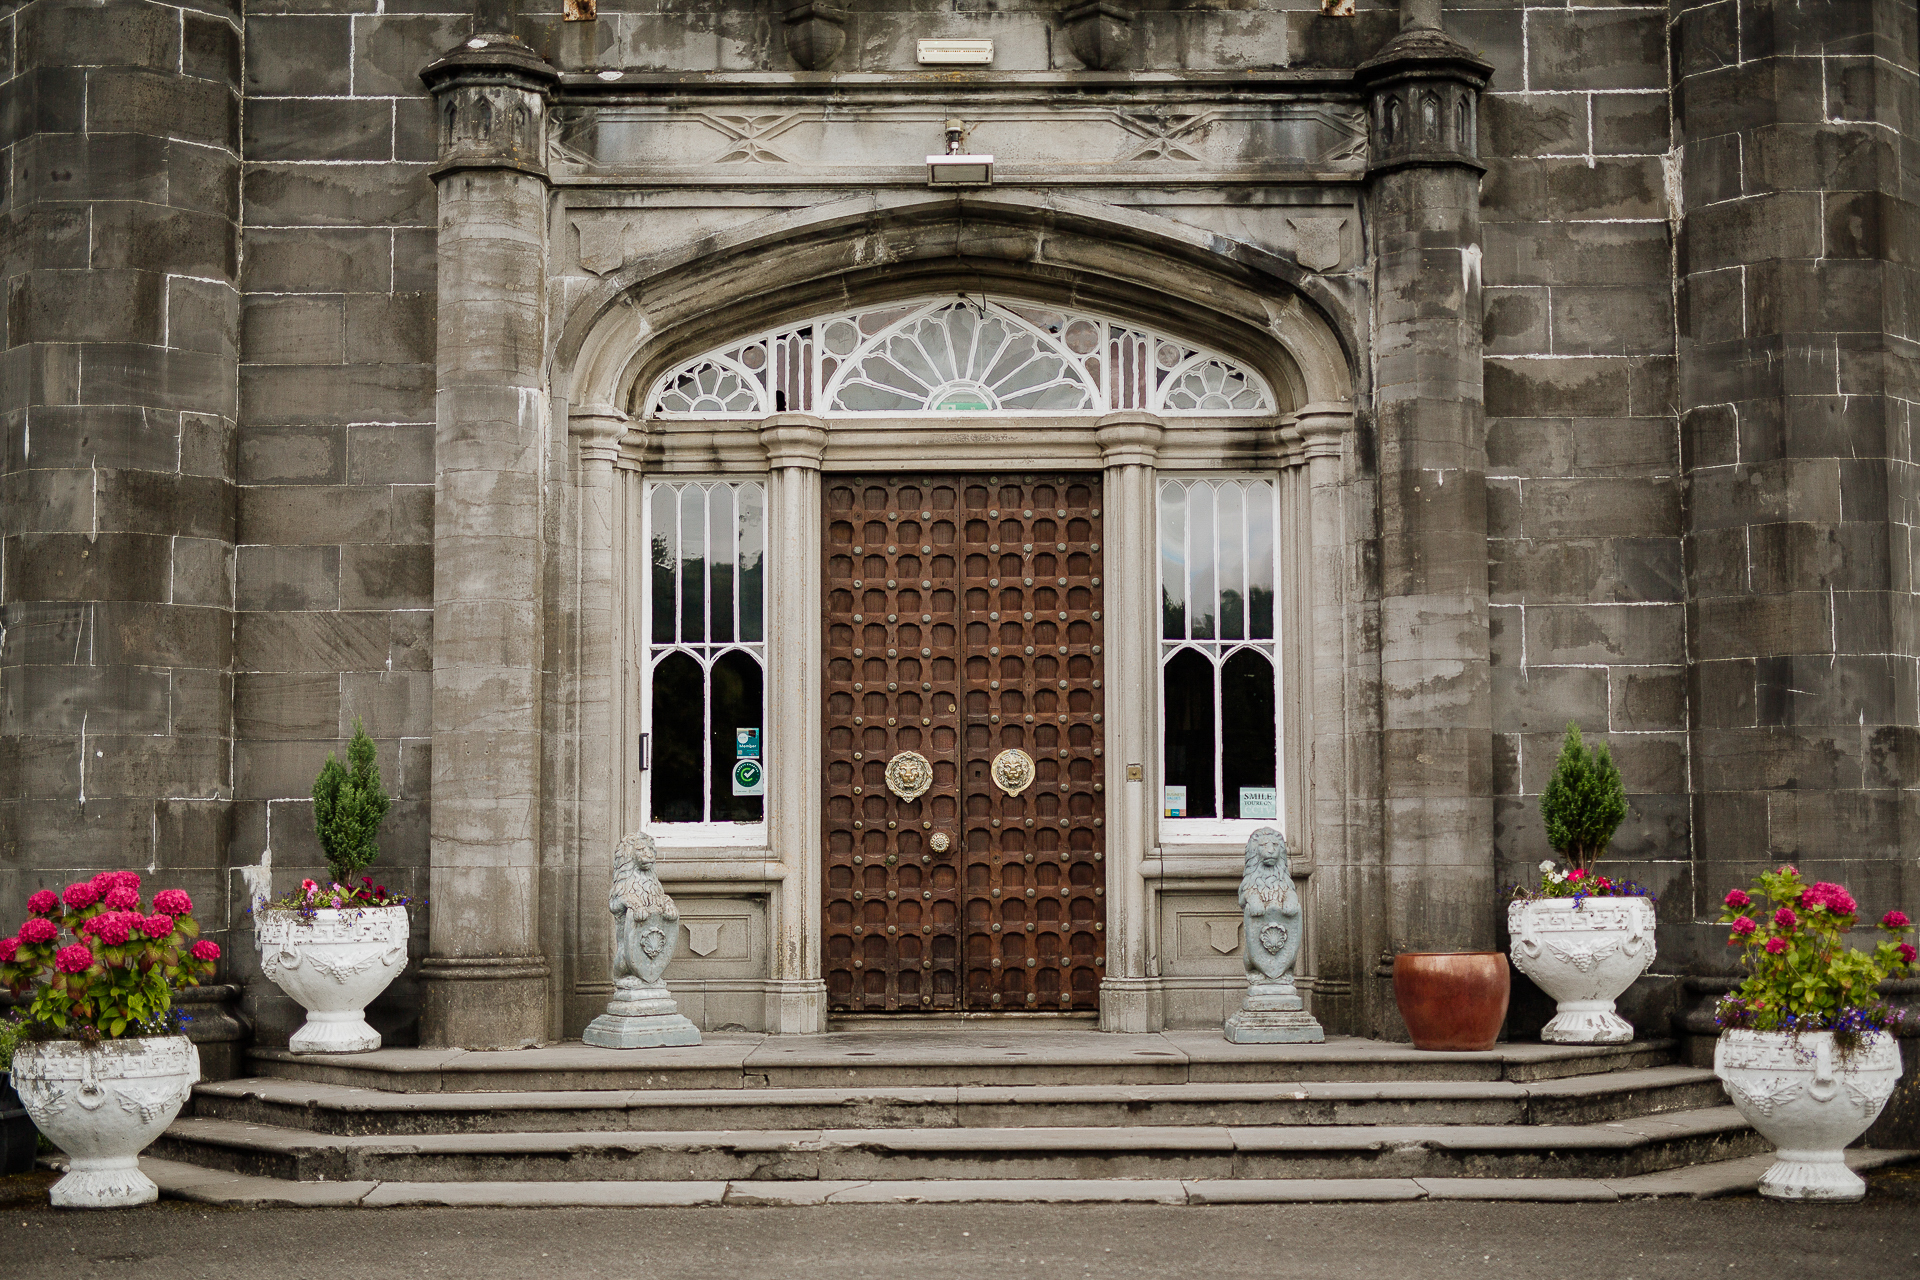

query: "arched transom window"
left=645, top=296, right=1275, bottom=419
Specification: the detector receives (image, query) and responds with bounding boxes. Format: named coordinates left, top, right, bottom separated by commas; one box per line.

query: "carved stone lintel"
left=1062, top=2, right=1134, bottom=71
left=785, top=2, right=848, bottom=72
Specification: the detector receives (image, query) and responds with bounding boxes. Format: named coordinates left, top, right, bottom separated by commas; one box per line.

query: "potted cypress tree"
left=256, top=720, right=412, bottom=1054
left=1506, top=723, right=1657, bottom=1043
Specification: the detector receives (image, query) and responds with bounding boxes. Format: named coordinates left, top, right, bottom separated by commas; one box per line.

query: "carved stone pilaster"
left=421, top=33, right=558, bottom=177
left=1356, top=24, right=1491, bottom=178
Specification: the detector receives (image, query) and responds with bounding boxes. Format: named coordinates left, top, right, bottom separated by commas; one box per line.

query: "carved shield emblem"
left=685, top=920, right=723, bottom=958
left=990, top=749, right=1035, bottom=797
left=639, top=927, right=669, bottom=960
left=1207, top=920, right=1242, bottom=954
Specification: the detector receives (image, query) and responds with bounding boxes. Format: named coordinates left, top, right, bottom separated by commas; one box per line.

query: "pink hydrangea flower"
left=102, top=885, right=141, bottom=911
left=1730, top=916, right=1757, bottom=937
left=139, top=914, right=176, bottom=940
left=1900, top=943, right=1917, bottom=965
left=1882, top=910, right=1912, bottom=929
left=1773, top=907, right=1798, bottom=929
left=190, top=940, right=220, bottom=962
left=62, top=880, right=101, bottom=910
left=18, top=917, right=58, bottom=944
left=152, top=889, right=193, bottom=916
left=1765, top=937, right=1787, bottom=955
left=82, top=912, right=134, bottom=946
left=0, top=938, right=17, bottom=963
left=1724, top=889, right=1751, bottom=909
left=27, top=889, right=58, bottom=915
left=53, top=944, right=94, bottom=974
left=1801, top=882, right=1857, bottom=915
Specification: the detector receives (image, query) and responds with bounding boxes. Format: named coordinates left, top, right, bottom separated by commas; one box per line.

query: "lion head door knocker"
left=990, top=748, right=1035, bottom=797
left=885, top=750, right=933, bottom=802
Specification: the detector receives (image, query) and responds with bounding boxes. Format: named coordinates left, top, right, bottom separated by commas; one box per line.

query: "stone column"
left=1357, top=18, right=1495, bottom=1030
left=1295, top=403, right=1365, bottom=1032
left=1094, top=412, right=1165, bottom=1033
left=1673, top=1, right=1920, bottom=941
left=0, top=0, right=239, bottom=943
left=759, top=415, right=830, bottom=1033
left=562, top=404, right=629, bottom=1029
left=417, top=33, right=560, bottom=1048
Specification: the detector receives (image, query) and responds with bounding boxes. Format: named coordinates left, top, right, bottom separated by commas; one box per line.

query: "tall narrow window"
left=644, top=480, right=767, bottom=826
left=1159, top=478, right=1280, bottom=826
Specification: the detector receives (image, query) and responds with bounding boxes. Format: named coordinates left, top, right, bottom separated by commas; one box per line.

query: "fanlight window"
left=646, top=297, right=1273, bottom=418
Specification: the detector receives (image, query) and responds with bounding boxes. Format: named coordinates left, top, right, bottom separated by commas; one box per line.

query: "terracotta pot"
left=1392, top=952, right=1511, bottom=1051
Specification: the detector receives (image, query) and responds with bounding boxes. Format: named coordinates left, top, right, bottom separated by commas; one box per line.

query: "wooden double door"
left=823, top=473, right=1108, bottom=1014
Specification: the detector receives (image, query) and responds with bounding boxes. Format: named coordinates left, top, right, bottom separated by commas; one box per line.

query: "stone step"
left=243, top=1032, right=1674, bottom=1093
left=131, top=1149, right=1920, bottom=1207
left=190, top=1065, right=1727, bottom=1135
left=151, top=1106, right=1765, bottom=1185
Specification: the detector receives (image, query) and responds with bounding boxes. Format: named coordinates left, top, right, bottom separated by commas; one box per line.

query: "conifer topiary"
left=313, top=719, right=391, bottom=885
left=1539, top=721, right=1627, bottom=872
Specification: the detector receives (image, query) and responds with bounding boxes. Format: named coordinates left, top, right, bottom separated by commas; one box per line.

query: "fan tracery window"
left=645, top=297, right=1274, bottom=418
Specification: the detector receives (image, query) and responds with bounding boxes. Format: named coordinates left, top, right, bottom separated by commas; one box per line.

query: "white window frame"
left=1156, top=474, right=1285, bottom=845
left=638, top=477, right=769, bottom=846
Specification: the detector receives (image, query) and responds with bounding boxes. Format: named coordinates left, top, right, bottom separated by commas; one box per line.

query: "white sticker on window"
left=1239, top=787, right=1278, bottom=820
left=1164, top=785, right=1187, bottom=819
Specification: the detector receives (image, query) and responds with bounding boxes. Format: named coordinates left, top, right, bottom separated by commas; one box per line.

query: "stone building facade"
left=1, top=0, right=1914, bottom=1049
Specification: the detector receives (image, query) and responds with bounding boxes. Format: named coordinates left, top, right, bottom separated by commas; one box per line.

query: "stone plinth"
left=583, top=981, right=701, bottom=1049
left=1225, top=980, right=1325, bottom=1044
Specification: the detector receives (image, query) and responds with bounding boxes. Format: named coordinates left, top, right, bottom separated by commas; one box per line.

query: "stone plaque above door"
left=823, top=474, right=1107, bottom=1014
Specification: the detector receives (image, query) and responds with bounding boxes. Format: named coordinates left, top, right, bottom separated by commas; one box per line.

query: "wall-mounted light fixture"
left=927, top=117, right=993, bottom=186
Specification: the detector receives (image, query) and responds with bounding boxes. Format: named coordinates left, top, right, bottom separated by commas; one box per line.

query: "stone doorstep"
left=132, top=1150, right=1920, bottom=1208
left=151, top=1107, right=1764, bottom=1184
left=190, top=1064, right=1724, bottom=1134
left=245, top=1033, right=1673, bottom=1093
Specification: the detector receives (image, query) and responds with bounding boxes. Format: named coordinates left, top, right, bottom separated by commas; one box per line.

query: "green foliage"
left=1539, top=722, right=1627, bottom=872
left=1715, top=867, right=1915, bottom=1037
left=313, top=719, right=391, bottom=885
left=0, top=1015, right=22, bottom=1070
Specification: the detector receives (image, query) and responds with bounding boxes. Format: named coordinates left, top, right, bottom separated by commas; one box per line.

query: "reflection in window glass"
left=645, top=480, right=767, bottom=825
left=1159, top=477, right=1281, bottom=825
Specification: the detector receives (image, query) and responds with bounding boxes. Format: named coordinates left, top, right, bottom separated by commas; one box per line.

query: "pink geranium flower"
left=1773, top=907, right=1797, bottom=930
left=0, top=938, right=17, bottom=963
left=1900, top=943, right=1917, bottom=965
left=152, top=889, right=193, bottom=916
left=190, top=940, right=221, bottom=962
left=1882, top=910, right=1911, bottom=929
left=18, top=917, right=58, bottom=945
left=1730, top=916, right=1757, bottom=937
left=26, top=890, right=58, bottom=915
left=1765, top=937, right=1787, bottom=955
left=62, top=880, right=101, bottom=910
left=139, top=914, right=176, bottom=940
left=53, top=944, right=94, bottom=974
left=102, top=885, right=141, bottom=911
left=1724, top=888, right=1750, bottom=908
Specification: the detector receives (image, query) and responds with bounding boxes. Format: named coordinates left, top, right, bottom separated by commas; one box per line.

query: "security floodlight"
left=928, top=116, right=992, bottom=186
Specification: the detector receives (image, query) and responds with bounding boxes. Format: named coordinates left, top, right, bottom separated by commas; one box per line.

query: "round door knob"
left=929, top=832, right=951, bottom=854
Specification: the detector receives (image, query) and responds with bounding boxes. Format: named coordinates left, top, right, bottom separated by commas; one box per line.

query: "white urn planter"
left=11, top=1036, right=199, bottom=1208
left=258, top=905, right=409, bottom=1053
left=1715, top=1029, right=1902, bottom=1201
left=1507, top=895, right=1656, bottom=1043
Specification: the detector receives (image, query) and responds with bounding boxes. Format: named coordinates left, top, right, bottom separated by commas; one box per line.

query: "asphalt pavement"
left=6, top=1167, right=1919, bottom=1279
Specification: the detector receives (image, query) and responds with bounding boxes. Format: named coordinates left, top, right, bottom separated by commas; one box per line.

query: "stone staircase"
left=124, top=1027, right=1838, bottom=1204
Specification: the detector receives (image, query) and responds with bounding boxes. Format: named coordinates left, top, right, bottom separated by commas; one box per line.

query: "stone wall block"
left=11, top=132, right=169, bottom=206
left=81, top=345, right=236, bottom=419
left=0, top=662, right=172, bottom=736
left=242, top=227, right=392, bottom=293
left=86, top=67, right=238, bottom=147
left=4, top=530, right=172, bottom=601
left=234, top=672, right=340, bottom=739
left=169, top=537, right=233, bottom=609
left=244, top=15, right=353, bottom=95
left=244, top=164, right=435, bottom=228
left=340, top=669, right=431, bottom=739
left=235, top=610, right=394, bottom=674
left=245, top=98, right=394, bottom=163
left=347, top=424, right=434, bottom=485
left=1479, top=93, right=1586, bottom=160
left=342, top=542, right=433, bottom=609
left=1612, top=665, right=1689, bottom=732
left=345, top=293, right=435, bottom=366
left=7, top=268, right=165, bottom=347
left=1525, top=601, right=1686, bottom=667
left=15, top=1, right=180, bottom=73
left=235, top=544, right=341, bottom=611
left=87, top=600, right=231, bottom=670
left=240, top=363, right=432, bottom=427
left=240, top=294, right=348, bottom=367
left=1490, top=665, right=1610, bottom=734
left=239, top=483, right=393, bottom=546
left=1550, top=287, right=1676, bottom=356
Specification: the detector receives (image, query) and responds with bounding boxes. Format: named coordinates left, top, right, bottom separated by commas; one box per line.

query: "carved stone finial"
left=1224, top=827, right=1326, bottom=1044
left=785, top=2, right=848, bottom=72
left=583, top=831, right=702, bottom=1047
